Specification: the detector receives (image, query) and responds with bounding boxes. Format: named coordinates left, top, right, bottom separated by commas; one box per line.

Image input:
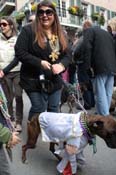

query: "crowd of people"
left=0, top=0, right=116, bottom=174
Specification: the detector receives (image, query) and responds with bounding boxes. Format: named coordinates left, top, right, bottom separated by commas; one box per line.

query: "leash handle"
left=92, top=137, right=97, bottom=154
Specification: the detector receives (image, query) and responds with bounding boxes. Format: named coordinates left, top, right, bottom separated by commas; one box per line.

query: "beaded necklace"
left=80, top=112, right=97, bottom=154
left=48, top=34, right=60, bottom=62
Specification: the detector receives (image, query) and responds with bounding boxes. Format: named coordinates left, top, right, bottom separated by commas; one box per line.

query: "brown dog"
left=22, top=112, right=116, bottom=166
left=22, top=114, right=59, bottom=163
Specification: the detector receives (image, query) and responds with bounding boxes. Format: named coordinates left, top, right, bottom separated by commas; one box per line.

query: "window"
left=81, top=3, right=88, bottom=18
left=91, top=5, right=94, bottom=13
left=107, top=10, right=110, bottom=19
left=62, top=1, right=66, bottom=17
left=36, top=0, right=41, bottom=2
left=57, top=0, right=61, bottom=16
left=70, top=0, right=74, bottom=6
left=111, top=11, right=116, bottom=18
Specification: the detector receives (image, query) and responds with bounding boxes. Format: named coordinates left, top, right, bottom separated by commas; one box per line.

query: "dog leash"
left=77, top=99, right=88, bottom=114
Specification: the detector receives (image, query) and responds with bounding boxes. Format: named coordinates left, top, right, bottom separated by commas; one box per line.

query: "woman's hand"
left=52, top=63, right=65, bottom=74
left=0, top=70, right=4, bottom=78
left=41, top=60, right=51, bottom=70
left=41, top=61, right=65, bottom=74
left=65, top=144, right=78, bottom=155
left=8, top=132, right=21, bottom=148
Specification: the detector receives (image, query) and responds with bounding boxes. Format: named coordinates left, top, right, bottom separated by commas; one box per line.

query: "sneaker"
left=15, top=124, right=22, bottom=132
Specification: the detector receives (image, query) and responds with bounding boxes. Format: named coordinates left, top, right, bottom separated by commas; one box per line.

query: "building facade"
left=86, top=0, right=116, bottom=12
left=0, top=0, right=116, bottom=32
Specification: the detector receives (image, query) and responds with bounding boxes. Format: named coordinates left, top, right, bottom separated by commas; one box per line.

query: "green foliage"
left=91, top=12, right=105, bottom=25
left=91, top=12, right=99, bottom=21
left=68, top=6, right=84, bottom=17
left=15, top=12, right=25, bottom=22
left=98, top=13, right=105, bottom=25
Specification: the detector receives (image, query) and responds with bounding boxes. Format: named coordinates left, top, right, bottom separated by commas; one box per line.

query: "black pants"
left=78, top=69, right=95, bottom=109
left=1, top=72, right=23, bottom=124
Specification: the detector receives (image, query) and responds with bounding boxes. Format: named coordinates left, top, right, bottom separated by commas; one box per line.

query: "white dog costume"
left=39, top=111, right=96, bottom=174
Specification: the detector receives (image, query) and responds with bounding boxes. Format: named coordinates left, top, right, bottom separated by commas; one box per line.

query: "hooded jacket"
left=0, top=33, right=21, bottom=72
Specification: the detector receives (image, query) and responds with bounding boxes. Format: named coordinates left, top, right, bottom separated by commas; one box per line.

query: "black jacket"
left=73, top=36, right=85, bottom=69
left=83, top=26, right=116, bottom=75
left=15, top=24, right=71, bottom=93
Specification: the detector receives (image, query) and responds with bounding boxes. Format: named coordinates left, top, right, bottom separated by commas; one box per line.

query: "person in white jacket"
left=0, top=16, right=23, bottom=132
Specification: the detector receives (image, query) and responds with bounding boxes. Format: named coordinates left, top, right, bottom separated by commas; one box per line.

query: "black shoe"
left=84, top=105, right=91, bottom=110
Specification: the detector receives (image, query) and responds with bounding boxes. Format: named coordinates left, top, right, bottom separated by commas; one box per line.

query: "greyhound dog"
left=60, top=82, right=84, bottom=113
left=22, top=112, right=116, bottom=174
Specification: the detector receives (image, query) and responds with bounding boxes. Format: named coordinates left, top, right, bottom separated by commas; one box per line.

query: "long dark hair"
left=0, top=16, right=17, bottom=36
left=33, top=0, right=67, bottom=51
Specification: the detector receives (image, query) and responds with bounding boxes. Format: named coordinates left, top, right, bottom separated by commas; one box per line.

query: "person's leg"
left=22, top=91, right=47, bottom=162
left=47, top=89, right=62, bottom=158
left=105, top=75, right=114, bottom=109
left=68, top=64, right=76, bottom=84
left=76, top=151, right=86, bottom=165
left=13, top=73, right=23, bottom=125
left=83, top=90, right=92, bottom=109
left=0, top=146, right=11, bottom=175
left=92, top=74, right=109, bottom=116
left=78, top=70, right=95, bottom=109
left=26, top=91, right=47, bottom=120
left=1, top=76, right=14, bottom=120
left=48, top=89, right=61, bottom=112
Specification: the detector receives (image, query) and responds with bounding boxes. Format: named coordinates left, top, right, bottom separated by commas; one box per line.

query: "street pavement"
left=9, top=92, right=116, bottom=175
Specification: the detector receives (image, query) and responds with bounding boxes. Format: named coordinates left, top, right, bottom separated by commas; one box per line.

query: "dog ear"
left=93, top=121, right=104, bottom=129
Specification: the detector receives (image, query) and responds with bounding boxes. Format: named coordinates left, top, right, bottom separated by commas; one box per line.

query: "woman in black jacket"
left=15, top=0, right=71, bottom=120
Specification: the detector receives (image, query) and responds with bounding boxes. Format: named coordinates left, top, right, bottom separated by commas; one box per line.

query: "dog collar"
left=80, top=112, right=97, bottom=154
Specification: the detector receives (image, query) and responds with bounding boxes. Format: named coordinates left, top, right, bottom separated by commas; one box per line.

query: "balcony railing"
left=0, top=0, right=15, bottom=8
left=0, top=0, right=15, bottom=15
left=56, top=7, right=106, bottom=28
left=56, top=7, right=89, bottom=28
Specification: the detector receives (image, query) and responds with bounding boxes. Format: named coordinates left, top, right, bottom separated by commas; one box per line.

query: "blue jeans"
left=92, top=73, right=114, bottom=116
left=26, top=90, right=61, bottom=120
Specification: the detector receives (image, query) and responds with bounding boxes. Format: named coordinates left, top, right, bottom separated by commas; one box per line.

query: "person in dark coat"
left=73, top=30, right=95, bottom=109
left=15, top=0, right=71, bottom=120
left=107, top=25, right=116, bottom=87
left=83, top=23, right=116, bottom=116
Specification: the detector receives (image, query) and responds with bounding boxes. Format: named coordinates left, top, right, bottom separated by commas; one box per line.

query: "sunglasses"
left=28, top=19, right=33, bottom=22
left=0, top=22, right=9, bottom=27
left=37, top=9, right=54, bottom=17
